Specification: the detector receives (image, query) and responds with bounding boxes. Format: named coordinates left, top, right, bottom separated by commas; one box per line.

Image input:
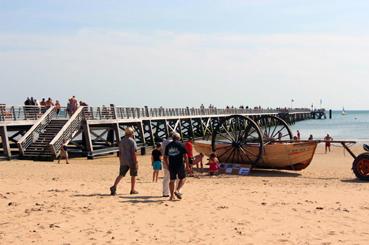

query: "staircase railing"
left=17, top=106, right=57, bottom=155
left=49, top=106, right=85, bottom=157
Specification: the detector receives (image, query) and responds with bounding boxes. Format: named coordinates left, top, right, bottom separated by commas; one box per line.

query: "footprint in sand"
left=0, top=193, right=8, bottom=199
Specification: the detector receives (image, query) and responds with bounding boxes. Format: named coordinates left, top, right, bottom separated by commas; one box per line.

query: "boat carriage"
left=193, top=115, right=318, bottom=171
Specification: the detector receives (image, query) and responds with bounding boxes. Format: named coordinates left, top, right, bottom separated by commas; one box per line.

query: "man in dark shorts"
left=110, top=127, right=139, bottom=195
left=164, top=132, right=189, bottom=201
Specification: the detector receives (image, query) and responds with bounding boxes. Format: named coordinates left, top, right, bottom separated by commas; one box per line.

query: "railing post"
left=97, top=107, right=102, bottom=120
left=144, top=106, right=149, bottom=117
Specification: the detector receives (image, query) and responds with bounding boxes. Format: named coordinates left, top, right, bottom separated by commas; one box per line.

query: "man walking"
left=110, top=127, right=139, bottom=195
left=164, top=132, right=189, bottom=201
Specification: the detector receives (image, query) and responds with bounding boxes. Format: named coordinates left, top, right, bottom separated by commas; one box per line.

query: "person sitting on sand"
left=151, top=143, right=162, bottom=182
left=110, top=127, right=139, bottom=196
left=308, top=134, right=313, bottom=141
left=207, top=153, right=219, bottom=176
left=58, top=140, right=69, bottom=164
left=324, top=134, right=333, bottom=153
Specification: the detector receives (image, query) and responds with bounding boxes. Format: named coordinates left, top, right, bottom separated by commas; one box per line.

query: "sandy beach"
left=1, top=144, right=369, bottom=244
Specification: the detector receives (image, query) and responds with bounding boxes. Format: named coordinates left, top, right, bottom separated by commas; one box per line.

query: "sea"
left=290, top=111, right=369, bottom=143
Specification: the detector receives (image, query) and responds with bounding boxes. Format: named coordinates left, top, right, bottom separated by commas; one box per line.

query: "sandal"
left=130, top=190, right=139, bottom=195
left=110, top=186, right=116, bottom=196
left=174, top=191, right=182, bottom=200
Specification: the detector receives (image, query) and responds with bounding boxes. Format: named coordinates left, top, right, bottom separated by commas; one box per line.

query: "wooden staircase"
left=22, top=119, right=68, bottom=161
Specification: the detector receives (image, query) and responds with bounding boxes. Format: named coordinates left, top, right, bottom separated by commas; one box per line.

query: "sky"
left=1, top=0, right=369, bottom=109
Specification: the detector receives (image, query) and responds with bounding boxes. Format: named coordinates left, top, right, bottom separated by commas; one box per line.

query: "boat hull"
left=194, top=140, right=318, bottom=171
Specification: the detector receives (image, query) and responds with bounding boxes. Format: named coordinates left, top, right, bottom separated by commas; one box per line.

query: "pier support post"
left=82, top=122, right=94, bottom=159
left=113, top=123, right=121, bottom=144
left=0, top=126, right=11, bottom=159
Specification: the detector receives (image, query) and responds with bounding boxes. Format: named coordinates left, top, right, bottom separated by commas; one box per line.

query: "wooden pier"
left=0, top=105, right=313, bottom=160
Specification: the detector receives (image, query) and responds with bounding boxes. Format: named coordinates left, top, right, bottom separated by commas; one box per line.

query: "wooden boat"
left=194, top=140, right=318, bottom=171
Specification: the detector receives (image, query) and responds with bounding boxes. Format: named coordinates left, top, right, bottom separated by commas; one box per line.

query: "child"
left=58, top=141, right=69, bottom=164
left=207, top=152, right=219, bottom=176
left=151, top=143, right=162, bottom=182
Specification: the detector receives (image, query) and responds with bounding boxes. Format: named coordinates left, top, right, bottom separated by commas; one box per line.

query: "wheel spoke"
left=240, top=145, right=258, bottom=157
left=231, top=148, right=237, bottom=163
left=220, top=125, right=236, bottom=142
left=217, top=146, right=234, bottom=159
left=237, top=118, right=245, bottom=143
left=270, top=121, right=278, bottom=139
left=224, top=148, right=236, bottom=163
left=239, top=145, right=253, bottom=162
left=271, top=126, right=286, bottom=139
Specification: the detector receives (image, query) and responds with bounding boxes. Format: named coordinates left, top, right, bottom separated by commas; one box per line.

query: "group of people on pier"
left=24, top=97, right=61, bottom=112
left=22, top=96, right=88, bottom=116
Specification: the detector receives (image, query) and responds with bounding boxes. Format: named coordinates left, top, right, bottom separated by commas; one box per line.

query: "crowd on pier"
left=23, top=96, right=88, bottom=116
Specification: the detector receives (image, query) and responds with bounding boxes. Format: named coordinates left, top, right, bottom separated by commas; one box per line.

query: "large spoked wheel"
left=211, top=115, right=264, bottom=165
left=255, top=115, right=293, bottom=144
left=352, top=153, right=369, bottom=181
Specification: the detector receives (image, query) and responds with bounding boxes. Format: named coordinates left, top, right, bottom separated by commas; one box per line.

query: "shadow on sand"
left=72, top=193, right=116, bottom=197
left=119, top=195, right=165, bottom=204
left=249, top=169, right=301, bottom=178
left=341, top=178, right=369, bottom=183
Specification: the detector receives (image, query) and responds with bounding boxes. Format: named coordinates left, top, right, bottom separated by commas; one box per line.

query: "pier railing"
left=17, top=106, right=57, bottom=155
left=49, top=106, right=85, bottom=157
left=83, top=106, right=311, bottom=120
left=1, top=104, right=312, bottom=122
left=0, top=105, right=70, bottom=122
left=0, top=105, right=48, bottom=121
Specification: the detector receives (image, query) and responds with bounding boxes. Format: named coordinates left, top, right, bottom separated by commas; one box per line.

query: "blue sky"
left=1, top=0, right=369, bottom=109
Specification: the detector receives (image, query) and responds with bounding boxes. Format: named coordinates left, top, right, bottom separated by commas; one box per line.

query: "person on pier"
left=110, top=127, right=139, bottom=195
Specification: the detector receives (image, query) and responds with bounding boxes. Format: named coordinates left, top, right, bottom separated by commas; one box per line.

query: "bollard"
left=140, top=146, right=146, bottom=155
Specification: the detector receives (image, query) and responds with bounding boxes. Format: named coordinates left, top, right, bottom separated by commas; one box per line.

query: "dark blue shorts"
left=119, top=165, right=138, bottom=177
left=169, top=164, right=186, bottom=180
